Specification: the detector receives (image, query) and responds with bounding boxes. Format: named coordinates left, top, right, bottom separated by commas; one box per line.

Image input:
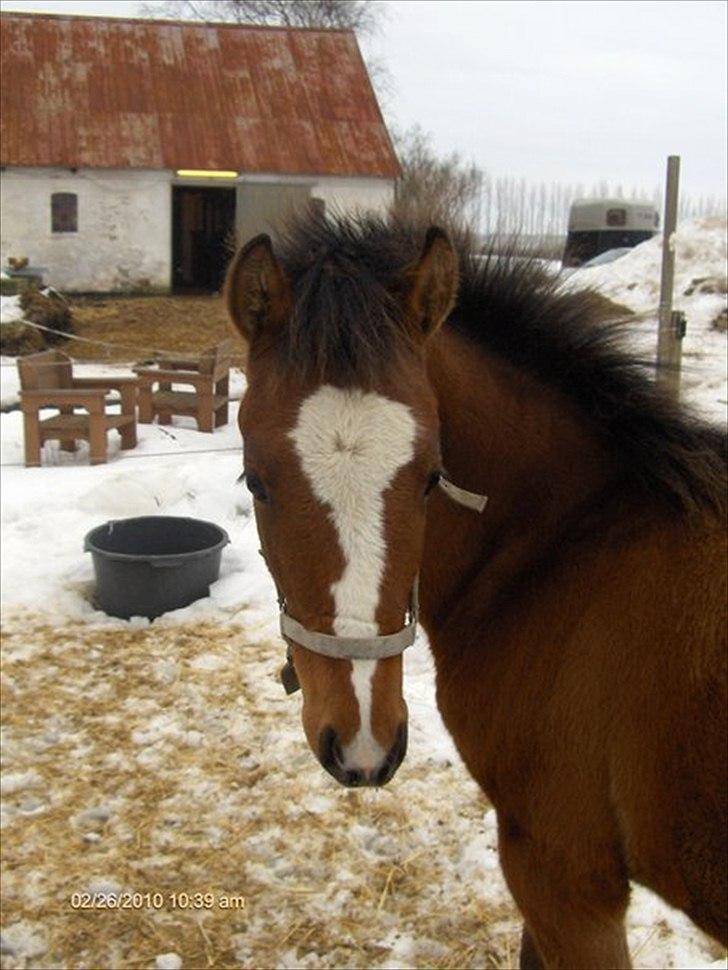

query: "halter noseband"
left=274, top=474, right=488, bottom=694
left=281, top=579, right=419, bottom=661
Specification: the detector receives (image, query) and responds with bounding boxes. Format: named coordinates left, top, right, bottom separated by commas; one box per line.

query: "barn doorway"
left=172, top=186, right=236, bottom=292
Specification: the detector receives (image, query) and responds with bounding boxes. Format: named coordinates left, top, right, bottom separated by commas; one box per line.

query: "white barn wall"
left=237, top=172, right=394, bottom=214
left=0, top=167, right=171, bottom=292
left=311, top=176, right=394, bottom=216
left=1, top=168, right=395, bottom=292
left=234, top=173, right=394, bottom=246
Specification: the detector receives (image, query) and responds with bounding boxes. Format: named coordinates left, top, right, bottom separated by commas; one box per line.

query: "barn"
left=0, top=12, right=399, bottom=293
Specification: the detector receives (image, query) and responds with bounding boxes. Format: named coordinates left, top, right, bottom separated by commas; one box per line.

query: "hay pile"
left=19, top=288, right=73, bottom=342
left=1, top=611, right=518, bottom=970
left=0, top=321, right=45, bottom=357
left=0, top=288, right=73, bottom=356
left=69, top=295, right=238, bottom=363
left=1, top=291, right=241, bottom=363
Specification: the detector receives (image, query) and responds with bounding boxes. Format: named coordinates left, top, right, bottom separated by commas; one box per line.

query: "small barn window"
left=51, top=193, right=78, bottom=233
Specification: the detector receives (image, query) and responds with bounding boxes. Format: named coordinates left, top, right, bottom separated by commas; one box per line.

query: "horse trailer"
left=562, top=198, right=659, bottom=267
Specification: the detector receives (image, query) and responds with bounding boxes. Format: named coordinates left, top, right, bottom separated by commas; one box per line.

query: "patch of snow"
left=300, top=793, right=337, bottom=815
left=154, top=953, right=183, bottom=970
left=628, top=884, right=727, bottom=970
left=189, top=651, right=228, bottom=671
left=152, top=658, right=179, bottom=684
left=0, top=770, right=43, bottom=795
left=0, top=921, right=47, bottom=960
left=0, top=295, right=25, bottom=325
left=73, top=805, right=113, bottom=828
left=378, top=929, right=416, bottom=967
left=130, top=712, right=183, bottom=746
left=16, top=794, right=48, bottom=816
left=86, top=877, right=122, bottom=899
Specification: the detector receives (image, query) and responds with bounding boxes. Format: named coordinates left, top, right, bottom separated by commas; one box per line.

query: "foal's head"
left=226, top=222, right=458, bottom=786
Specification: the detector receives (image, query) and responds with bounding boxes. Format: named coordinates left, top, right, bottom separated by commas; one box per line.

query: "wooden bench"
left=17, top=350, right=138, bottom=467
left=134, top=339, right=232, bottom=433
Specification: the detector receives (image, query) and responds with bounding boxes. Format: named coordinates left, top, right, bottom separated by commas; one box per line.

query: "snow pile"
left=566, top=217, right=727, bottom=423
left=569, top=217, right=727, bottom=330
left=0, top=295, right=25, bottom=326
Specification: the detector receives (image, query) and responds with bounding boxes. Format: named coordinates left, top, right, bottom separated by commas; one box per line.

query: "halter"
left=273, top=474, right=488, bottom=694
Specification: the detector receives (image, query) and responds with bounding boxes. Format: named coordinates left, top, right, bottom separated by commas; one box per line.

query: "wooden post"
left=136, top=378, right=154, bottom=424
left=21, top=403, right=42, bottom=467
left=656, top=155, right=684, bottom=400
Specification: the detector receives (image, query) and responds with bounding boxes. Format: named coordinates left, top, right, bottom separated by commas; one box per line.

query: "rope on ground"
left=0, top=444, right=244, bottom=469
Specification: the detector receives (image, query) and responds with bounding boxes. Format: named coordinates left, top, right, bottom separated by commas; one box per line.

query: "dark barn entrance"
left=172, top=186, right=236, bottom=292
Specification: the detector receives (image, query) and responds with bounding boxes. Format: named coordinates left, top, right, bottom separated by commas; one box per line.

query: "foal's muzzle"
left=318, top=723, right=408, bottom=787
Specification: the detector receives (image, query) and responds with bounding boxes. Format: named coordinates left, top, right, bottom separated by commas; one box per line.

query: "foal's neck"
left=420, top=328, right=615, bottom=630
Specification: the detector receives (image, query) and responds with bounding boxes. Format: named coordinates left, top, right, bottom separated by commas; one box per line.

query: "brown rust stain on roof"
left=0, top=12, right=400, bottom=178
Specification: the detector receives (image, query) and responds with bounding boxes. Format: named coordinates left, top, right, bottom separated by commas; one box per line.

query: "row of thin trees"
left=391, top=127, right=727, bottom=242
left=475, top=176, right=727, bottom=238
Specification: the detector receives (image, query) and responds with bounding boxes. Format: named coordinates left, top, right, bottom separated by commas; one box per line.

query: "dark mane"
left=276, top=214, right=414, bottom=386
left=275, top=212, right=727, bottom=520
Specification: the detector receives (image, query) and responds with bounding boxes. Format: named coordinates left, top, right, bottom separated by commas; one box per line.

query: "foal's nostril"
left=318, top=727, right=363, bottom=786
left=372, top=722, right=408, bottom=786
left=318, top=725, right=343, bottom=773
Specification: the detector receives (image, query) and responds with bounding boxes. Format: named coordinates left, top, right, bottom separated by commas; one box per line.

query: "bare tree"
left=478, top=173, right=726, bottom=242
left=142, top=0, right=380, bottom=31
left=390, top=125, right=484, bottom=240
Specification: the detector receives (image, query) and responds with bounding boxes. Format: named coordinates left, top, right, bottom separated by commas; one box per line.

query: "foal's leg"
left=498, top=823, right=632, bottom=969
left=519, top=925, right=544, bottom=969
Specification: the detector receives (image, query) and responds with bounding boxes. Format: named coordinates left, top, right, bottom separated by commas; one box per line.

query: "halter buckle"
left=280, top=649, right=301, bottom=694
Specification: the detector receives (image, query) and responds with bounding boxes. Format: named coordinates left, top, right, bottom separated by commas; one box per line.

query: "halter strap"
left=280, top=579, right=419, bottom=661
left=438, top=475, right=489, bottom=512
left=269, top=474, right=488, bottom=693
left=276, top=576, right=418, bottom=694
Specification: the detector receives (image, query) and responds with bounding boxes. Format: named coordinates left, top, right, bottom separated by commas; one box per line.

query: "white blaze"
left=290, top=385, right=417, bottom=769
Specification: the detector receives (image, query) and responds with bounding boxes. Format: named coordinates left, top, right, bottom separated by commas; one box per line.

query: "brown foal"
left=225, top=214, right=727, bottom=968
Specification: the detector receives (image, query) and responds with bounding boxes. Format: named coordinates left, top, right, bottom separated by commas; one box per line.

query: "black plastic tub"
left=84, top=516, right=230, bottom=620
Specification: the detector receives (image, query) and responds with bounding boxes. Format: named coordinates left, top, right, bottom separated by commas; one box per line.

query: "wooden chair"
left=17, top=350, right=138, bottom=467
left=134, top=339, right=232, bottom=433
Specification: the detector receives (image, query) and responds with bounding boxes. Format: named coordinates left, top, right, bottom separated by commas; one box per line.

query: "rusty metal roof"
left=0, top=12, right=400, bottom=178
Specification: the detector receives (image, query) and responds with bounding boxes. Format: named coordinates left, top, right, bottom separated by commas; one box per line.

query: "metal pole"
left=656, top=155, right=683, bottom=399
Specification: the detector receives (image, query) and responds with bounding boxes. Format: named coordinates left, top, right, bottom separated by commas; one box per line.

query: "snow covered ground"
left=1, top=222, right=726, bottom=969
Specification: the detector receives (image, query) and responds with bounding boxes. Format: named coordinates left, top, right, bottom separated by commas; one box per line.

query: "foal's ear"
left=225, top=234, right=291, bottom=346
left=403, top=227, right=458, bottom=339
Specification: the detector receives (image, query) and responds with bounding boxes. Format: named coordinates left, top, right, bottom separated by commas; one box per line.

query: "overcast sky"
left=3, top=0, right=727, bottom=203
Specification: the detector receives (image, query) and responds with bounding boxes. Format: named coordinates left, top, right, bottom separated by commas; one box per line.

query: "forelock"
left=273, top=213, right=422, bottom=387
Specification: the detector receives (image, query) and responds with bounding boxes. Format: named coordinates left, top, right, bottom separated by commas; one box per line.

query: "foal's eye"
left=244, top=472, right=269, bottom=503
left=425, top=470, right=442, bottom=496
